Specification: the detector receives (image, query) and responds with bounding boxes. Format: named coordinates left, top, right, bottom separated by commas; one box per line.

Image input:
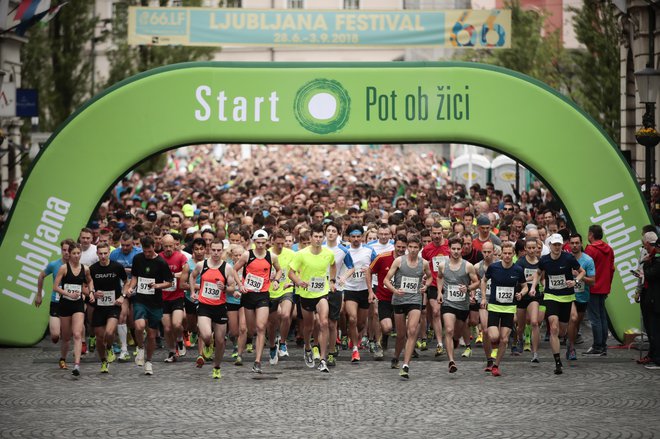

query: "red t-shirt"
left=370, top=251, right=395, bottom=301
left=159, top=251, right=188, bottom=301
left=422, top=241, right=450, bottom=287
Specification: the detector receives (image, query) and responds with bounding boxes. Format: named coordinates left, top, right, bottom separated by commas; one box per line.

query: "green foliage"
left=21, top=0, right=98, bottom=131
left=568, top=0, right=620, bottom=141
left=105, top=0, right=216, bottom=87
left=458, top=0, right=619, bottom=142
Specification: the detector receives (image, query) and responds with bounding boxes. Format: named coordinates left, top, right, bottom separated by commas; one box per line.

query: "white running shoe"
left=135, top=348, right=145, bottom=367
left=144, top=361, right=153, bottom=375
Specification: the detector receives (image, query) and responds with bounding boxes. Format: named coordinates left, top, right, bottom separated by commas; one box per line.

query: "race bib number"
left=55, top=293, right=61, bottom=301
left=432, top=256, right=444, bottom=272
left=446, top=284, right=466, bottom=302
left=352, top=269, right=365, bottom=280
left=279, top=269, right=288, bottom=284
left=63, top=283, right=81, bottom=301
left=495, top=286, right=514, bottom=303
left=137, top=277, right=155, bottom=295
left=548, top=274, right=567, bottom=290
left=524, top=268, right=536, bottom=283
left=163, top=278, right=177, bottom=292
left=400, top=276, right=419, bottom=294
left=245, top=273, right=264, bottom=291
left=574, top=280, right=585, bottom=293
left=201, top=282, right=221, bottom=300
left=308, top=277, right=326, bottom=293
left=96, top=290, right=115, bottom=306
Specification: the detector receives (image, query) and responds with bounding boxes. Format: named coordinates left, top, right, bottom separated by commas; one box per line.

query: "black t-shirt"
left=91, top=260, right=127, bottom=304
left=538, top=252, right=580, bottom=296
left=131, top=253, right=174, bottom=308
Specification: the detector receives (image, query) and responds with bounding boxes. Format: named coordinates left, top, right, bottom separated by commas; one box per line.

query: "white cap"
left=252, top=229, right=269, bottom=240
left=185, top=227, right=197, bottom=235
left=643, top=231, right=658, bottom=244
left=200, top=224, right=213, bottom=232
left=549, top=233, right=564, bottom=245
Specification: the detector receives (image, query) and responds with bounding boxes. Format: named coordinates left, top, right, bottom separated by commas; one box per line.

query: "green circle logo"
left=294, top=79, right=350, bottom=135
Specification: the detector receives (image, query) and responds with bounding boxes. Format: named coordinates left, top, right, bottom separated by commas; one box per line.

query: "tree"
left=105, top=0, right=216, bottom=87
left=568, top=0, right=620, bottom=141
left=21, top=0, right=98, bottom=131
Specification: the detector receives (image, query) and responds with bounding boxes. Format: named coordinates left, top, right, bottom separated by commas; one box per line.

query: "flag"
left=9, top=1, right=68, bottom=36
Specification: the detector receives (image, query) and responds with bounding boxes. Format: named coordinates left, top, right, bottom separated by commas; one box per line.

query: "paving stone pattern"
left=0, top=331, right=659, bottom=438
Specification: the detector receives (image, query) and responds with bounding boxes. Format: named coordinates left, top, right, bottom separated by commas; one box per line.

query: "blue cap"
left=349, top=229, right=363, bottom=236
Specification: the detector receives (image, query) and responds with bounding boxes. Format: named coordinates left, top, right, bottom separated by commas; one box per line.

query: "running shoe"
left=252, top=361, right=262, bottom=374
left=448, top=361, right=458, bottom=374
left=212, top=367, right=222, bottom=379
left=427, top=329, right=434, bottom=340
left=232, top=346, right=238, bottom=359
left=531, top=353, right=540, bottom=363
left=144, top=361, right=153, bottom=375
left=89, top=336, right=96, bottom=353
left=390, top=358, right=399, bottom=369
left=59, top=359, right=68, bottom=370
left=517, top=340, right=524, bottom=355
left=190, top=332, right=198, bottom=347
left=72, top=366, right=80, bottom=377
left=127, top=331, right=135, bottom=347
left=484, top=361, right=494, bottom=372
left=327, top=354, right=336, bottom=367
left=373, top=343, right=384, bottom=361
left=637, top=356, right=652, bottom=365
left=312, top=346, right=321, bottom=361
left=554, top=364, right=563, bottom=375
left=435, top=345, right=445, bottom=357
left=368, top=340, right=376, bottom=353
left=361, top=336, right=370, bottom=351
left=491, top=365, right=501, bottom=377
left=106, top=349, right=116, bottom=363
left=567, top=348, right=577, bottom=361
left=644, top=364, right=660, bottom=370
left=511, top=344, right=520, bottom=355
left=318, top=359, right=330, bottom=373
left=459, top=337, right=467, bottom=347
left=461, top=347, right=472, bottom=358
left=184, top=334, right=192, bottom=348
left=351, top=350, right=361, bottom=363
left=100, top=360, right=109, bottom=374
left=269, top=347, right=279, bottom=366
left=278, top=343, right=289, bottom=358
left=196, top=355, right=205, bottom=368
left=420, top=339, right=428, bottom=351
left=524, top=340, right=532, bottom=352
left=202, top=345, right=214, bottom=361
left=118, top=351, right=131, bottom=362
left=304, top=349, right=315, bottom=368
left=164, top=352, right=177, bottom=363
left=135, top=348, right=145, bottom=366
left=475, top=331, right=483, bottom=346
left=415, top=339, right=422, bottom=349
left=399, top=365, right=409, bottom=379
left=81, top=341, right=88, bottom=355
left=246, top=343, right=254, bottom=353
left=112, top=343, right=121, bottom=354
left=234, top=355, right=243, bottom=366
left=177, top=342, right=186, bottom=357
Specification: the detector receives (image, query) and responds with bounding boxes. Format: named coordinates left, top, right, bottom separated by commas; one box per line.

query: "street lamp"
left=634, top=65, right=660, bottom=196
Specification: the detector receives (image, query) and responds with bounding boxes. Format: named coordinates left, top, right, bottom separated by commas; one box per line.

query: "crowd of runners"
left=30, top=144, right=660, bottom=379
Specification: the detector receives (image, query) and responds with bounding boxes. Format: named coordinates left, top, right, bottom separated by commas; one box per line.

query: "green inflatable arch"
left=0, top=62, right=649, bottom=346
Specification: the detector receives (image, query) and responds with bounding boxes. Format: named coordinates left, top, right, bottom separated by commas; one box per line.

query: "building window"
left=344, top=0, right=359, bottom=9
left=219, top=0, right=242, bottom=7
left=403, top=0, right=420, bottom=9
left=288, top=0, right=304, bottom=9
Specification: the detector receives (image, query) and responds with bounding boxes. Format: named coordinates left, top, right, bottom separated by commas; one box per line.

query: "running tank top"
left=243, top=250, right=271, bottom=293
left=61, top=262, right=86, bottom=302
left=475, top=261, right=490, bottom=302
left=392, top=257, right=424, bottom=306
left=442, top=259, right=471, bottom=311
left=199, top=261, right=227, bottom=306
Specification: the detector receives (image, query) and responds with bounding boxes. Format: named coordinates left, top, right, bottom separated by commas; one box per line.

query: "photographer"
left=642, top=232, right=660, bottom=370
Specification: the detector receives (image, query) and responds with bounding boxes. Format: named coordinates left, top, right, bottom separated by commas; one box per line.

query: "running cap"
left=252, top=229, right=269, bottom=240
left=348, top=229, right=364, bottom=236
left=476, top=215, right=490, bottom=226
left=185, top=227, right=197, bottom=235
left=182, top=204, right=194, bottom=218
left=549, top=233, right=564, bottom=245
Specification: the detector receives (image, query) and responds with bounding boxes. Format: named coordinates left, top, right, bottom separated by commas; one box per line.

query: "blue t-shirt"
left=575, top=252, right=595, bottom=303
left=44, top=259, right=63, bottom=302
left=109, top=247, right=142, bottom=278
left=184, top=258, right=199, bottom=303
